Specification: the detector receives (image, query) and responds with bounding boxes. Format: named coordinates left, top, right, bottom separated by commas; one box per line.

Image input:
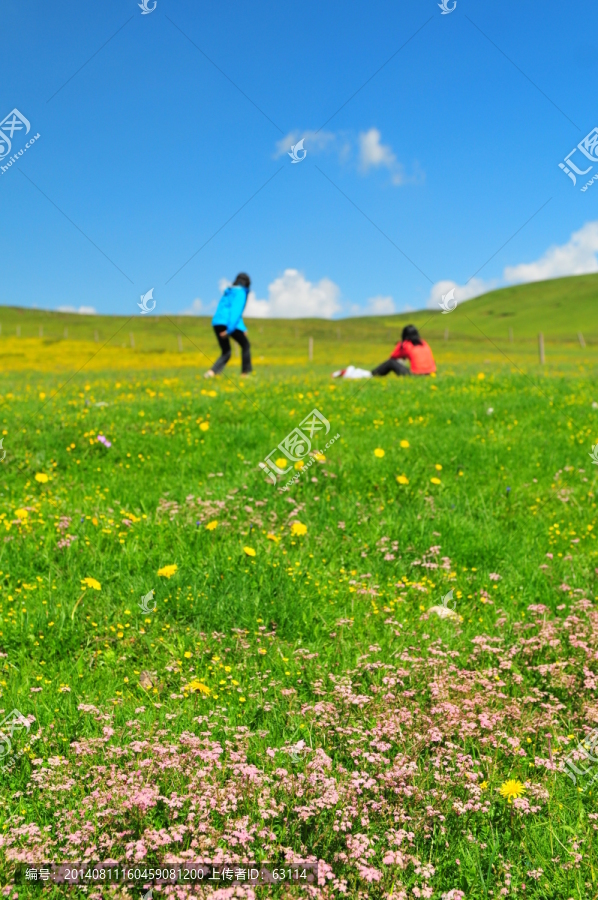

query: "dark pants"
left=212, top=326, right=252, bottom=375
left=372, top=358, right=411, bottom=377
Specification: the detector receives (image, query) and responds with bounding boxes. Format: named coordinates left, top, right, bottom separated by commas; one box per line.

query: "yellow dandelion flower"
left=313, top=452, right=326, bottom=462
left=294, top=460, right=304, bottom=469
left=258, top=648, right=267, bottom=655
left=81, top=577, right=101, bottom=591
left=477, top=372, right=485, bottom=380
left=35, top=473, right=49, bottom=483
left=435, top=464, right=442, bottom=471
left=239, top=697, right=246, bottom=703
left=431, top=477, right=441, bottom=485
left=275, top=458, right=288, bottom=468
left=15, top=508, right=28, bottom=519
left=184, top=651, right=192, bottom=658
left=199, top=422, right=210, bottom=432
left=499, top=779, right=525, bottom=803
left=243, top=547, right=256, bottom=557
left=396, top=475, right=409, bottom=485
left=291, top=522, right=307, bottom=536
left=266, top=533, right=279, bottom=542
left=205, top=520, right=218, bottom=531
left=480, top=780, right=489, bottom=791
left=400, top=440, right=410, bottom=449
left=187, top=680, right=211, bottom=695
left=157, top=564, right=178, bottom=578
left=374, top=448, right=385, bottom=458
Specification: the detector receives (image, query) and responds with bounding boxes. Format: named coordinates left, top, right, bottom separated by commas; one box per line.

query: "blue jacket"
left=212, top=286, right=248, bottom=333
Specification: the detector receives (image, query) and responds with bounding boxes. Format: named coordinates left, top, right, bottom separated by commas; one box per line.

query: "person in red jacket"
left=372, top=325, right=436, bottom=377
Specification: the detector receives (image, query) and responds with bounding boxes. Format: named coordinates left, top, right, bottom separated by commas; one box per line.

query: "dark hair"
left=233, top=272, right=251, bottom=289
left=402, top=324, right=422, bottom=346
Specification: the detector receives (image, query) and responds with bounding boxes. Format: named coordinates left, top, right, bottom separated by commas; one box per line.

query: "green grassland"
left=0, top=277, right=597, bottom=898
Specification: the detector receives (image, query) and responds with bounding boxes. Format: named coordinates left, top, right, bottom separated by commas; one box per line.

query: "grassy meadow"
left=0, top=278, right=597, bottom=898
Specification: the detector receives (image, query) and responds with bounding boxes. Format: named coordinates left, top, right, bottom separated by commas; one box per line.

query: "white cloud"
left=348, top=295, right=396, bottom=316
left=358, top=128, right=423, bottom=186
left=180, top=298, right=206, bottom=316
left=57, top=305, right=97, bottom=315
left=426, top=278, right=495, bottom=311
left=273, top=127, right=423, bottom=186
left=504, top=220, right=598, bottom=283
left=245, top=269, right=341, bottom=319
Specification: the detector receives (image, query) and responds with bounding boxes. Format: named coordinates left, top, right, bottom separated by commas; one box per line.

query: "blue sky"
left=1, top=0, right=598, bottom=319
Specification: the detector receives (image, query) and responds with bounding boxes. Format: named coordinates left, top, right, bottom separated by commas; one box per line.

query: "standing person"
left=372, top=325, right=436, bottom=377
left=205, top=273, right=253, bottom=378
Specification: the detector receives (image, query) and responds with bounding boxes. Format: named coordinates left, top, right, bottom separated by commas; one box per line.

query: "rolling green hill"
left=0, top=274, right=596, bottom=373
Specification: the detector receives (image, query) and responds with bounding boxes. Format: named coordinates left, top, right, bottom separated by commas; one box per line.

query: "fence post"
left=578, top=332, right=586, bottom=348
left=538, top=332, right=545, bottom=365
left=178, top=334, right=183, bottom=353
left=129, top=332, right=135, bottom=349
left=308, top=336, right=313, bottom=361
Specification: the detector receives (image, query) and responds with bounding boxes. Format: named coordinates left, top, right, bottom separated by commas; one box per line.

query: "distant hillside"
left=0, top=274, right=596, bottom=360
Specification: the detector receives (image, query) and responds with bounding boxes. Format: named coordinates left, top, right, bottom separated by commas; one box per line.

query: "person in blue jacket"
left=205, top=273, right=253, bottom=377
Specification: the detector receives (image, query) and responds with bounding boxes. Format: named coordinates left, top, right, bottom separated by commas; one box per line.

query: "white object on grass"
left=332, top=365, right=372, bottom=380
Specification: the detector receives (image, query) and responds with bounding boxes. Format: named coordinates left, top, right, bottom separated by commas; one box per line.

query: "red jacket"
left=390, top=339, right=436, bottom=374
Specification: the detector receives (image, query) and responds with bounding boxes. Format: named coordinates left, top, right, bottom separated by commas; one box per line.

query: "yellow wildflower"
left=267, top=533, right=279, bottom=542
left=243, top=547, right=256, bottom=557
left=205, top=521, right=218, bottom=531
left=276, top=458, right=288, bottom=469
left=81, top=577, right=101, bottom=591
left=435, top=464, right=442, bottom=471
left=499, top=779, right=525, bottom=803
left=477, top=372, right=485, bottom=380
left=396, top=475, right=409, bottom=485
left=15, top=509, right=28, bottom=519
left=157, top=564, right=178, bottom=578
left=35, top=473, right=49, bottom=483
left=400, top=440, right=410, bottom=449
left=374, top=448, right=385, bottom=458
left=184, top=651, right=192, bottom=658
left=291, top=522, right=307, bottom=536
left=431, top=477, right=441, bottom=485
left=199, top=422, right=210, bottom=431
left=187, top=680, right=210, bottom=695
left=294, top=460, right=304, bottom=469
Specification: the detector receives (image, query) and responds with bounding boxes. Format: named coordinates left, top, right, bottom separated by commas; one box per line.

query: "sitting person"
left=372, top=324, right=436, bottom=377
